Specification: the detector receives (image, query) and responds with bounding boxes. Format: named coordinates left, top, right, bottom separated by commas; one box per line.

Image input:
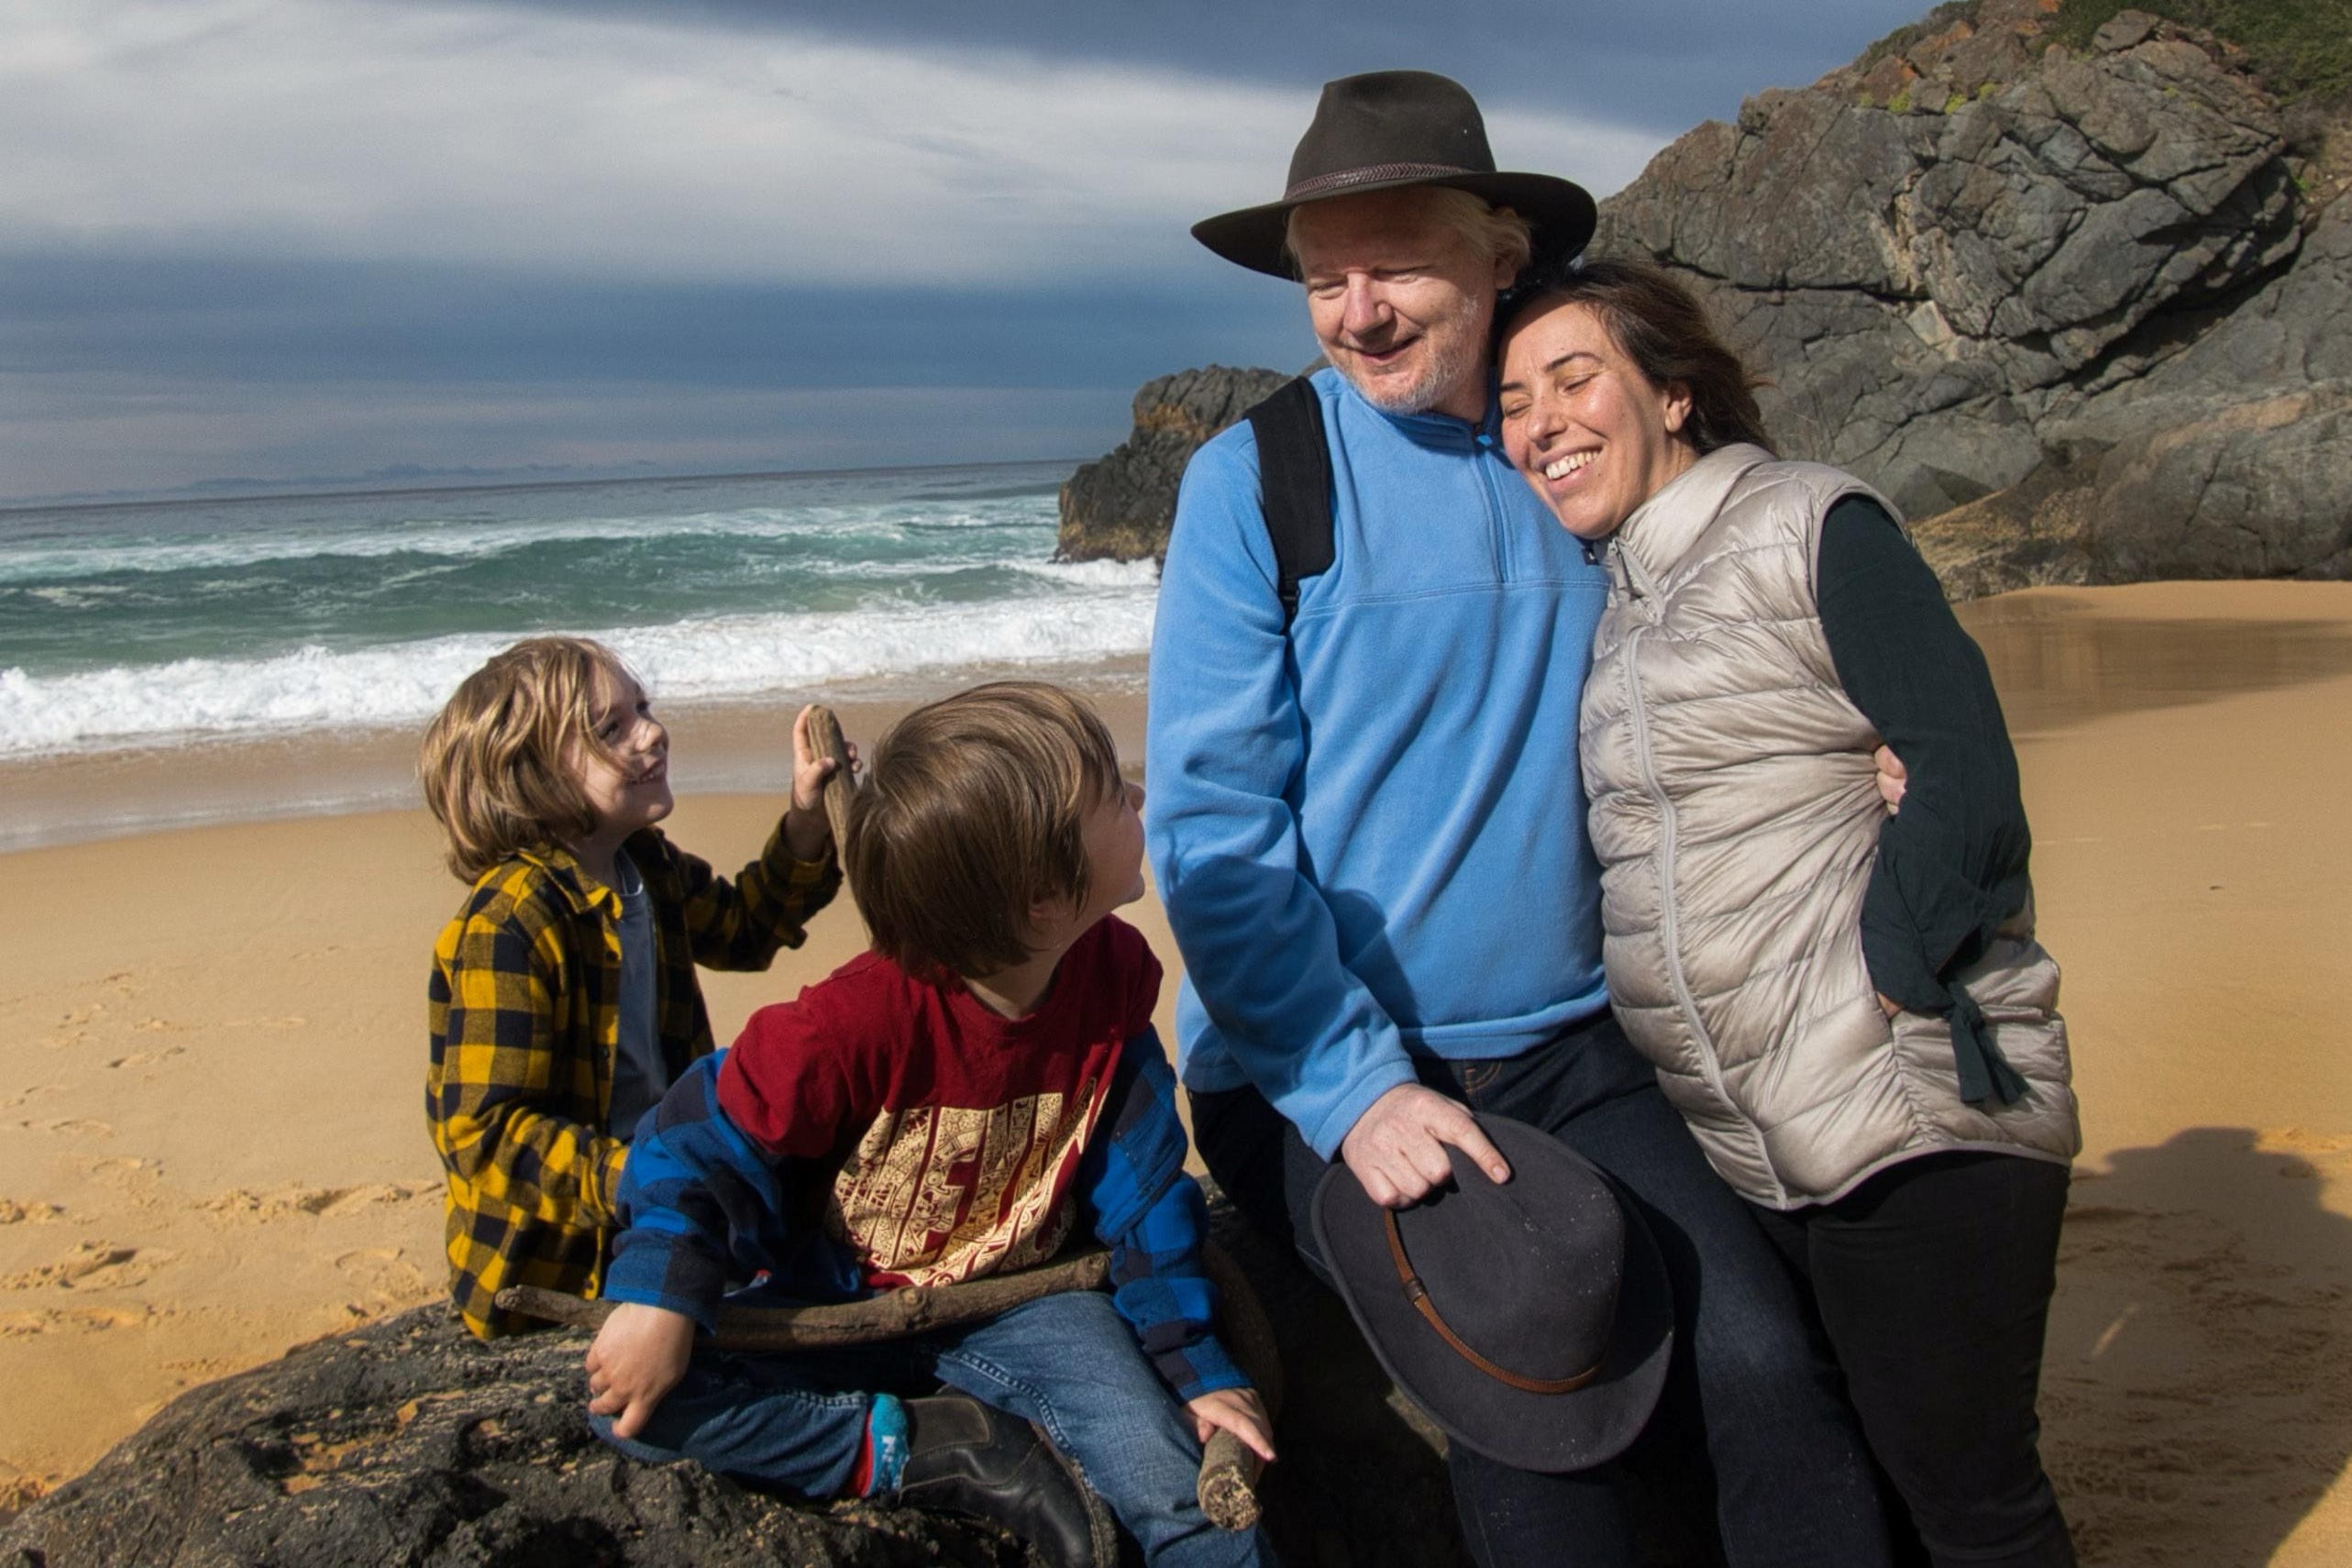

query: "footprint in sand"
left=0, top=1085, right=62, bottom=1111
left=202, top=1181, right=441, bottom=1223
left=333, top=1247, right=428, bottom=1303
left=105, top=1045, right=187, bottom=1071
left=43, top=1001, right=105, bottom=1050
left=0, top=1199, right=66, bottom=1225
left=0, top=1305, right=152, bottom=1337
left=37, top=1118, right=113, bottom=1140
left=0, top=1242, right=171, bottom=1292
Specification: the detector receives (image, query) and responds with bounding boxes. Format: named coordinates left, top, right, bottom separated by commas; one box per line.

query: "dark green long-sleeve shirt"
left=1816, top=497, right=2034, bottom=1082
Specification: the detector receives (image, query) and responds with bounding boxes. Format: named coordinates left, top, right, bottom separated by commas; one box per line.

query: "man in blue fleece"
left=1149, top=71, right=1899, bottom=1568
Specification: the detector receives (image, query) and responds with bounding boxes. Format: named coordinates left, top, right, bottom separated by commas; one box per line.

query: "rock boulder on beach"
left=1054, top=366, right=1291, bottom=566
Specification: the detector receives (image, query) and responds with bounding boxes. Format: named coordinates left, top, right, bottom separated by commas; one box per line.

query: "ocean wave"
left=1006, top=558, right=1161, bottom=589
left=0, top=502, right=1054, bottom=584
left=0, top=593, right=1157, bottom=757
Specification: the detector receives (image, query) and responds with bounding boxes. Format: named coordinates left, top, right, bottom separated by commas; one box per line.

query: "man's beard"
left=1337, top=290, right=1487, bottom=415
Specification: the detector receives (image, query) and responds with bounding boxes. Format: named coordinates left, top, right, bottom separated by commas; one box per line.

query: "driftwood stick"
left=803, top=703, right=857, bottom=866
left=1197, top=1240, right=1284, bottom=1532
left=497, top=1251, right=1110, bottom=1351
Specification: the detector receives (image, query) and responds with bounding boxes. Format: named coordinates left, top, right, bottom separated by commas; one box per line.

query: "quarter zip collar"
left=1326, top=364, right=1499, bottom=447
left=1609, top=442, right=1772, bottom=595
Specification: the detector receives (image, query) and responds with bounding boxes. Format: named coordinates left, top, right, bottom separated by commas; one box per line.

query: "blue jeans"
left=1192, top=1008, right=1894, bottom=1568
left=589, top=1289, right=1275, bottom=1568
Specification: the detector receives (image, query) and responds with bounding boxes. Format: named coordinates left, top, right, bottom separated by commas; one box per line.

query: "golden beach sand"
left=1, top=582, right=2346, bottom=1564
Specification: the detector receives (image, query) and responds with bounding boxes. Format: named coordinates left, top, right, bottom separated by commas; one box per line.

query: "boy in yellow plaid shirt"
left=423, top=636, right=844, bottom=1337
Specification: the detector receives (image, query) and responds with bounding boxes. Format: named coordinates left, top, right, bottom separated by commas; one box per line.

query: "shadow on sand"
left=2044, top=1126, right=2352, bottom=1566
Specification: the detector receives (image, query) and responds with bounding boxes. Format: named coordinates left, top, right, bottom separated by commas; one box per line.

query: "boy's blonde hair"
left=847, top=681, right=1123, bottom=979
left=420, top=636, right=636, bottom=882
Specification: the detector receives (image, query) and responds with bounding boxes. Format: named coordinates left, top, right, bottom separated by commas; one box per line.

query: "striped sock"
left=858, top=1393, right=911, bottom=1496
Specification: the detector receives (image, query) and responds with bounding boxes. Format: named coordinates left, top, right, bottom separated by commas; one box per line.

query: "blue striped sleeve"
left=601, top=1054, right=792, bottom=1334
left=1081, top=1027, right=1247, bottom=1402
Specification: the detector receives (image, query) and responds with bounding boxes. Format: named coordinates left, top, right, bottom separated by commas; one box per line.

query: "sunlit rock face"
left=1056, top=366, right=1293, bottom=566
left=1591, top=1, right=2352, bottom=592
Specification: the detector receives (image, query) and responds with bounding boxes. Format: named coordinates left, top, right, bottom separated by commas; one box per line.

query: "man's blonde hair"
left=846, top=681, right=1124, bottom=980
left=1284, top=186, right=1535, bottom=277
left=419, top=636, right=635, bottom=882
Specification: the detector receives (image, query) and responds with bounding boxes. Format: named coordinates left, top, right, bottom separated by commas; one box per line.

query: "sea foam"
left=0, top=590, right=1157, bottom=758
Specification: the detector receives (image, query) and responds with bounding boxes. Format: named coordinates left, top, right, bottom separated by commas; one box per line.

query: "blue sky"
left=1, top=0, right=1938, bottom=503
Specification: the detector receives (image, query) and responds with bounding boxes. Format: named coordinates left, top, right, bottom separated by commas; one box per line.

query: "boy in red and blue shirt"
left=585, top=683, right=1276, bottom=1568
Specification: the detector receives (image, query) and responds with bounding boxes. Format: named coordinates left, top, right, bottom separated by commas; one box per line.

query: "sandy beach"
left=2, top=583, right=2348, bottom=1565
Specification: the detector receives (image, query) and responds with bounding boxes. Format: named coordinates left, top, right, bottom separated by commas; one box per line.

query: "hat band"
left=1282, top=161, right=1487, bottom=204
left=1385, top=1209, right=1602, bottom=1397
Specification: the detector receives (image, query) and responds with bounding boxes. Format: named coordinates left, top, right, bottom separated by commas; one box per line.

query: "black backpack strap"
left=1243, top=376, right=1334, bottom=628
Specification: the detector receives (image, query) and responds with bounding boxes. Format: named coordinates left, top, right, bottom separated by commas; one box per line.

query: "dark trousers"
left=1749, top=1151, right=2077, bottom=1568
left=1191, top=1010, right=1894, bottom=1568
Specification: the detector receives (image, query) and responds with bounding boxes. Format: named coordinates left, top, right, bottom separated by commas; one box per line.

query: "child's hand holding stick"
left=801, top=704, right=858, bottom=863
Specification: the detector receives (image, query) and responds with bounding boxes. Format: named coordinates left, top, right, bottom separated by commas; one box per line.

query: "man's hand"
left=585, top=1301, right=696, bottom=1441
left=1338, top=1083, right=1510, bottom=1209
left=1872, top=744, right=1907, bottom=815
left=783, top=704, right=854, bottom=861
left=1187, top=1386, right=1277, bottom=1463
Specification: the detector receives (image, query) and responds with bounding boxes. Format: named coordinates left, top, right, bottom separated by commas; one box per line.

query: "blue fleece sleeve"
left=1080, top=1027, right=1247, bottom=1401
left=600, top=1055, right=792, bottom=1334
left=1145, top=429, right=1417, bottom=1158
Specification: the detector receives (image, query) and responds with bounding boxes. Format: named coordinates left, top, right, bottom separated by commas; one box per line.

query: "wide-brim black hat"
left=1192, top=71, right=1596, bottom=279
left=1311, top=1113, right=1673, bottom=1474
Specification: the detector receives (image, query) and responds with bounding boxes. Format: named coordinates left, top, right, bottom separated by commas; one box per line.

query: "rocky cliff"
left=1594, top=0, right=2351, bottom=590
left=1054, top=367, right=1292, bottom=565
left=1057, top=1, right=2350, bottom=591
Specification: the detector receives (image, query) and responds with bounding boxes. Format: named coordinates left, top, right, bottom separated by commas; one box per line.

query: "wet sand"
left=1, top=584, right=2347, bottom=1564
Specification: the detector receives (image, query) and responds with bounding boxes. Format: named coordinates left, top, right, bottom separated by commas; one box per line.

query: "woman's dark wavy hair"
left=1498, top=256, right=1772, bottom=456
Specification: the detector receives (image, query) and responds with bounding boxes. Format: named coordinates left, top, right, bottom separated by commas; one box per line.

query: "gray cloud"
left=0, top=0, right=1938, bottom=498
left=445, top=0, right=1936, bottom=136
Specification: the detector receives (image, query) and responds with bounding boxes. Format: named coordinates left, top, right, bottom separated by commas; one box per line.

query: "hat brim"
left=1191, top=171, right=1596, bottom=280
left=1310, top=1132, right=1673, bottom=1474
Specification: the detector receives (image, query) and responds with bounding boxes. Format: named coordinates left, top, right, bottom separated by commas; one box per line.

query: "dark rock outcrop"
left=0, top=1196, right=1718, bottom=1568
left=1592, top=0, right=2352, bottom=592
left=0, top=1305, right=1032, bottom=1568
left=1055, top=366, right=1290, bottom=564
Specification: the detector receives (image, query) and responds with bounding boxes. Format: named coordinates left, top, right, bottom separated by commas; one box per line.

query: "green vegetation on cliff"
left=2051, top=1, right=2351, bottom=102
left=1861, top=1, right=2351, bottom=105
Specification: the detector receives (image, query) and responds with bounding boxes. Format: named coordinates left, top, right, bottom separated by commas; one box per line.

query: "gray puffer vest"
left=1579, top=444, right=2080, bottom=1209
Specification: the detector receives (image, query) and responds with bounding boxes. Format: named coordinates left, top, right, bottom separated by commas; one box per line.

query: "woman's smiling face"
left=1498, top=296, right=1697, bottom=542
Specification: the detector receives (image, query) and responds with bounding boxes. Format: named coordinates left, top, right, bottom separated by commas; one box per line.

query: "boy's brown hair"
left=847, top=681, right=1124, bottom=979
left=420, top=635, right=635, bottom=882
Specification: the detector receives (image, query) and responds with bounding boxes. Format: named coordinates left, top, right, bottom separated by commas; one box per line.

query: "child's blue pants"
left=588, top=1288, right=1275, bottom=1567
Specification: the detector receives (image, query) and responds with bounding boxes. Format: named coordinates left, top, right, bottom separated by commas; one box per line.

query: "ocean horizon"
left=0, top=459, right=1157, bottom=762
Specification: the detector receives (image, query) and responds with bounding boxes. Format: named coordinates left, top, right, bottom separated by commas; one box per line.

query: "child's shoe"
left=893, top=1394, right=1117, bottom=1568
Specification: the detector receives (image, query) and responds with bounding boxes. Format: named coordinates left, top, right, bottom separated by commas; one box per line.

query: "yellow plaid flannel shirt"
left=426, top=819, right=839, bottom=1337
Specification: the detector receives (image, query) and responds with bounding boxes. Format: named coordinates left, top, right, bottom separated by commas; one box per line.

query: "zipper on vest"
left=1619, top=624, right=1783, bottom=1199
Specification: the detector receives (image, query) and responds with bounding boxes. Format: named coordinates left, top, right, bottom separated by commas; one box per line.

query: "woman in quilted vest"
left=1495, top=259, right=2081, bottom=1568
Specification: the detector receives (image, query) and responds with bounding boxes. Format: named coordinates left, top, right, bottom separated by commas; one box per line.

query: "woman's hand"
left=1187, top=1386, right=1277, bottom=1463
left=783, top=704, right=855, bottom=861
left=586, top=1302, right=696, bottom=1441
left=1872, top=744, right=1907, bottom=814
